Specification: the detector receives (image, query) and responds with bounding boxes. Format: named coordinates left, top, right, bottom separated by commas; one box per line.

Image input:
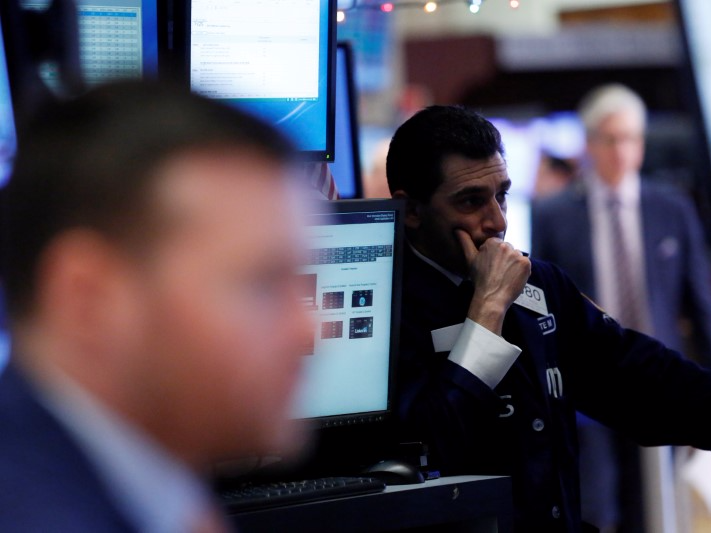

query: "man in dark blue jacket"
left=387, top=105, right=711, bottom=532
left=532, top=84, right=711, bottom=532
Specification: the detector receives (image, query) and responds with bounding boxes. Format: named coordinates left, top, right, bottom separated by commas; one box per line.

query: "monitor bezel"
left=331, top=42, right=363, bottom=198
left=213, top=199, right=404, bottom=481
left=182, top=0, right=337, bottom=162
left=0, top=5, right=18, bottom=188
left=0, top=0, right=54, bottom=122
left=300, top=198, right=404, bottom=430
left=674, top=0, right=711, bottom=195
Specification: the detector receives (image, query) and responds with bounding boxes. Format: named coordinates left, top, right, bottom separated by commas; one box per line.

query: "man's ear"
left=392, top=190, right=422, bottom=230
left=36, top=230, right=131, bottom=342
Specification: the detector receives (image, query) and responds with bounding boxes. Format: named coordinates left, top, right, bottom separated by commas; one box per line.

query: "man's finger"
left=455, top=229, right=478, bottom=264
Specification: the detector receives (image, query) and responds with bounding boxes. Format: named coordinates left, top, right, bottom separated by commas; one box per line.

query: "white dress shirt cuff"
left=445, top=319, right=521, bottom=389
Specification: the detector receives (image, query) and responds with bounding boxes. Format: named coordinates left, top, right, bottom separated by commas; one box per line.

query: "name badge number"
left=514, top=284, right=548, bottom=316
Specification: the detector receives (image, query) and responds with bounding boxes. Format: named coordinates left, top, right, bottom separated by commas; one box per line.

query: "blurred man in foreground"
left=0, top=81, right=312, bottom=532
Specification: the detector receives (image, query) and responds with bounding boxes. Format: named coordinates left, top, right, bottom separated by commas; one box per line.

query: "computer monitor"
left=0, top=11, right=13, bottom=371
left=187, top=0, right=336, bottom=162
left=211, top=199, right=403, bottom=482
left=293, top=199, right=403, bottom=431
left=330, top=43, right=362, bottom=199
left=20, top=0, right=159, bottom=86
left=0, top=11, right=16, bottom=190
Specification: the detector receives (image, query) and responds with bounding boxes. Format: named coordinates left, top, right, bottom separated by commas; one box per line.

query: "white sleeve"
left=433, top=319, right=521, bottom=389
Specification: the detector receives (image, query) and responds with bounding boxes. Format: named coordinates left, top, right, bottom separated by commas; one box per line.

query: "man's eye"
left=496, top=190, right=509, bottom=203
left=459, top=197, right=485, bottom=208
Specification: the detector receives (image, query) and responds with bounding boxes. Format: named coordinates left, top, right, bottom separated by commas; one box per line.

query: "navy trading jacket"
left=395, top=245, right=711, bottom=532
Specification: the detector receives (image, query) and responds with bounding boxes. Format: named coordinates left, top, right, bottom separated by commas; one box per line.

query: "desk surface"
left=230, top=475, right=513, bottom=533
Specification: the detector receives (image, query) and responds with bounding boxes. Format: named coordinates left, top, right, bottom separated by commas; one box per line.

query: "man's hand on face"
left=456, top=229, right=531, bottom=336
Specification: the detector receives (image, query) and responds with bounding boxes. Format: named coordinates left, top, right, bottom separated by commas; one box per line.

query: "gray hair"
left=578, top=84, right=647, bottom=135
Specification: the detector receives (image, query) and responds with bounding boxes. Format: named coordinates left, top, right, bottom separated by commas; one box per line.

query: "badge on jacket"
left=514, top=284, right=548, bottom=316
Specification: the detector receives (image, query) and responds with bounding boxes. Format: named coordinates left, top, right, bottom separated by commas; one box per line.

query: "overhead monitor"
left=0, top=11, right=13, bottom=371
left=293, top=199, right=403, bottom=428
left=330, top=42, right=362, bottom=199
left=0, top=11, right=16, bottom=189
left=21, top=0, right=159, bottom=86
left=187, top=0, right=336, bottom=161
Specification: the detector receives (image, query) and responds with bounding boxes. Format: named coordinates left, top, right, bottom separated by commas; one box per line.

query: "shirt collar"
left=586, top=171, right=641, bottom=208
left=408, top=242, right=465, bottom=286
left=32, top=369, right=212, bottom=533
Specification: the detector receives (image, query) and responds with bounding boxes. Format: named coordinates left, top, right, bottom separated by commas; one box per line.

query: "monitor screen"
left=0, top=11, right=16, bottom=189
left=188, top=0, right=336, bottom=161
left=329, top=43, right=362, bottom=199
left=292, top=199, right=403, bottom=426
left=21, top=0, right=159, bottom=86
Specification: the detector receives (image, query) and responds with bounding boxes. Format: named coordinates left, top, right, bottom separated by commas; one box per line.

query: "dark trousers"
left=578, top=417, right=645, bottom=533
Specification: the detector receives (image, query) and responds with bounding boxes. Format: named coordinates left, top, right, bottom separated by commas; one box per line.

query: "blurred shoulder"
left=641, top=179, right=694, bottom=210
left=529, top=257, right=576, bottom=290
left=531, top=181, right=587, bottom=216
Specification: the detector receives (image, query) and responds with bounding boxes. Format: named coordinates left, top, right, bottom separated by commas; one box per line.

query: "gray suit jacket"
left=531, top=179, right=711, bottom=365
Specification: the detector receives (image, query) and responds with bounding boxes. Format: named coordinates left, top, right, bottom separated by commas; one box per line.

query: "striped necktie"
left=607, top=192, right=646, bottom=331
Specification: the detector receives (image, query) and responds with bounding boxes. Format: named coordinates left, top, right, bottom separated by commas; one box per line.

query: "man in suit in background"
left=0, top=81, right=312, bottom=532
left=532, top=84, right=711, bottom=533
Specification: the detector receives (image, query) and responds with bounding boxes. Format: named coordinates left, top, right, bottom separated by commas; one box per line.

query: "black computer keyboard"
left=219, top=476, right=387, bottom=513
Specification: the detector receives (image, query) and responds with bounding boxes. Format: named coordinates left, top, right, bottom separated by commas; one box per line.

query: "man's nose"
left=482, top=199, right=507, bottom=235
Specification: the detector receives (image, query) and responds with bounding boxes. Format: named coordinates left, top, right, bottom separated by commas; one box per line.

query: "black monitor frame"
left=306, top=199, right=405, bottom=477
left=303, top=198, right=405, bottom=476
left=296, top=205, right=404, bottom=478
left=331, top=42, right=363, bottom=198
left=0, top=6, right=18, bottom=188
left=675, top=0, right=711, bottom=190
left=213, top=199, right=404, bottom=482
left=179, top=0, right=337, bottom=162
left=0, top=0, right=55, bottom=122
